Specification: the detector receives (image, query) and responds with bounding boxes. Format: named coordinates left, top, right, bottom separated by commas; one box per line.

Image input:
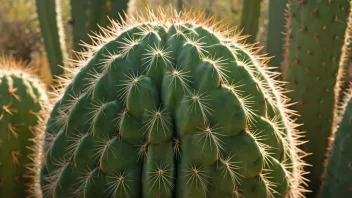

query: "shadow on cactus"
left=0, top=57, right=48, bottom=197
left=40, top=8, right=308, bottom=198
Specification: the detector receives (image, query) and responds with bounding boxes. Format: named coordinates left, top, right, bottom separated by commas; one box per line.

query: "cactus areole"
left=41, top=10, right=307, bottom=198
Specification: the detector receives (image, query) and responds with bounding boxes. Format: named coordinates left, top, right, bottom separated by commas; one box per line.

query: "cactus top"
left=41, top=9, right=307, bottom=198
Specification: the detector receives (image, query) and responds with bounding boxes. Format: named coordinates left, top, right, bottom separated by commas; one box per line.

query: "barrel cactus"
left=0, top=57, right=48, bottom=197
left=40, top=10, right=307, bottom=198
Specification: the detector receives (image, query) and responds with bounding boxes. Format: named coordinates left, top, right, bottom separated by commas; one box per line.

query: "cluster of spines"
left=42, top=8, right=308, bottom=198
left=0, top=57, right=48, bottom=197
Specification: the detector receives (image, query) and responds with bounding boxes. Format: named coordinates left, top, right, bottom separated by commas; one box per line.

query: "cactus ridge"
left=41, top=9, right=307, bottom=198
left=0, top=57, right=48, bottom=197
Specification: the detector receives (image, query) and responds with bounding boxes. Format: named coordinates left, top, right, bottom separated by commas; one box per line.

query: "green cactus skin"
left=240, top=0, right=262, bottom=43
left=71, top=0, right=128, bottom=52
left=0, top=57, right=48, bottom=197
left=177, top=0, right=183, bottom=11
left=36, top=0, right=68, bottom=79
left=40, top=10, right=307, bottom=198
left=266, top=0, right=286, bottom=67
left=320, top=90, right=352, bottom=197
left=70, top=0, right=91, bottom=52
left=111, top=0, right=129, bottom=22
left=283, top=0, right=351, bottom=196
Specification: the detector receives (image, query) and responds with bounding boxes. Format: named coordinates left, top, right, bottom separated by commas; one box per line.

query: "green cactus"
left=177, top=0, right=183, bottom=11
left=70, top=0, right=91, bottom=52
left=240, top=0, right=262, bottom=43
left=111, top=0, right=129, bottom=22
left=35, top=0, right=68, bottom=80
left=266, top=0, right=286, bottom=67
left=0, top=57, right=48, bottom=197
left=71, top=0, right=129, bottom=52
left=40, top=10, right=307, bottom=198
left=283, top=0, right=351, bottom=195
left=320, top=88, right=352, bottom=197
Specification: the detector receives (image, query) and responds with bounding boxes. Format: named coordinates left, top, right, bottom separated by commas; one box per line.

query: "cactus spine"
left=35, top=0, right=68, bottom=80
left=40, top=9, right=307, bottom=197
left=266, top=0, right=286, bottom=67
left=283, top=0, right=351, bottom=195
left=240, top=0, right=262, bottom=43
left=0, top=57, right=48, bottom=197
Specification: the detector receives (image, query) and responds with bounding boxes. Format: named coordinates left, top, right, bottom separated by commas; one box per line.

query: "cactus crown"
left=41, top=9, right=308, bottom=198
left=0, top=57, right=48, bottom=197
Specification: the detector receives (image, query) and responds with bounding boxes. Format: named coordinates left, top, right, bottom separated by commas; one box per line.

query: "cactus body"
left=40, top=10, right=307, bottom=198
left=240, top=0, right=262, bottom=43
left=266, top=0, right=286, bottom=67
left=283, top=1, right=350, bottom=195
left=0, top=57, right=48, bottom=197
left=36, top=0, right=67, bottom=79
left=320, top=90, right=352, bottom=197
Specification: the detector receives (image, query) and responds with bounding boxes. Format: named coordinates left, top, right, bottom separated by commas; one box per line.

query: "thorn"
left=11, top=150, right=21, bottom=166
left=8, top=88, right=20, bottom=102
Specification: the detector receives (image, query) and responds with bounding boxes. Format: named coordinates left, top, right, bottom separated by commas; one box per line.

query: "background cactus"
left=240, top=0, right=262, bottom=43
left=320, top=87, right=352, bottom=197
left=71, top=0, right=129, bottom=52
left=265, top=0, right=286, bottom=68
left=0, top=57, right=48, bottom=197
left=40, top=9, right=307, bottom=198
left=283, top=1, right=351, bottom=195
left=35, top=0, right=68, bottom=80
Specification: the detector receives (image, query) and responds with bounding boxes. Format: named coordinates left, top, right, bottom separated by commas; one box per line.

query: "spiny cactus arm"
left=239, top=0, right=262, bottom=43
left=36, top=0, right=68, bottom=80
left=0, top=57, right=48, bottom=197
left=266, top=0, right=286, bottom=68
left=283, top=0, right=351, bottom=195
left=320, top=87, right=352, bottom=197
left=70, top=0, right=90, bottom=52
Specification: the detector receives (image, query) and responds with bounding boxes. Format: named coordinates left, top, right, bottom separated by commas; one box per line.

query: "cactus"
left=240, top=0, right=262, bottom=43
left=177, top=0, right=183, bottom=11
left=111, top=0, right=129, bottom=22
left=40, top=9, right=307, bottom=198
left=266, top=0, right=286, bottom=68
left=320, top=87, right=352, bottom=197
left=71, top=0, right=129, bottom=52
left=0, top=57, right=48, bottom=197
left=283, top=0, right=351, bottom=195
left=70, top=0, right=91, bottom=52
left=35, top=0, right=68, bottom=80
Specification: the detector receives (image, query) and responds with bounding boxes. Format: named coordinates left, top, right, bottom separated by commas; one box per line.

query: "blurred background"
left=0, top=0, right=269, bottom=84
